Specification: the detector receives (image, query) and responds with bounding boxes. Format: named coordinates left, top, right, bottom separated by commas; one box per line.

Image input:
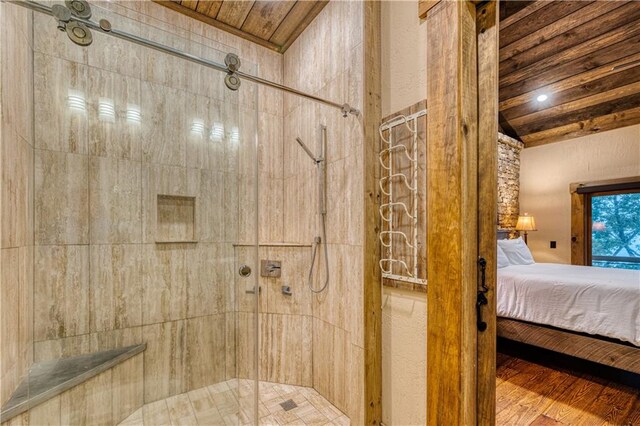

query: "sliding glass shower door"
left=0, top=1, right=260, bottom=424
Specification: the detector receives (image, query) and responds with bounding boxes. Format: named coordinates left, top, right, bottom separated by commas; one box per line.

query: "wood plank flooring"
left=497, top=353, right=640, bottom=426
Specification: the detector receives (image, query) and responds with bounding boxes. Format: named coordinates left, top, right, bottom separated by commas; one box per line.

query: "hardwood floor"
left=496, top=353, right=640, bottom=425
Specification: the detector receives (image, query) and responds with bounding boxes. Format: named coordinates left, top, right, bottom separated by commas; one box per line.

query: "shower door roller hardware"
left=224, top=53, right=241, bottom=73
left=261, top=260, right=282, bottom=278
left=65, top=0, right=92, bottom=19
left=225, top=74, right=241, bottom=91
left=52, top=4, right=72, bottom=31
left=224, top=53, right=242, bottom=91
left=66, top=21, right=93, bottom=46
left=238, top=264, right=252, bottom=277
left=99, top=19, right=112, bottom=32
left=476, top=257, right=489, bottom=332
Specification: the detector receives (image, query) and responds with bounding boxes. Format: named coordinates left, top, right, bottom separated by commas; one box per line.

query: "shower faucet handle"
left=260, top=260, right=282, bottom=278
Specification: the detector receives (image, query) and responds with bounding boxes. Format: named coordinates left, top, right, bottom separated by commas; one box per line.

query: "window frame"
left=571, top=177, right=640, bottom=266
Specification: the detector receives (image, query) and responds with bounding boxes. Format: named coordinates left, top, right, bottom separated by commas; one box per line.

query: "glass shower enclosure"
left=1, top=1, right=261, bottom=424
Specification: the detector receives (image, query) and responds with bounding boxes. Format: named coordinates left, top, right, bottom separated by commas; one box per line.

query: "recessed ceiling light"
left=536, top=94, right=548, bottom=102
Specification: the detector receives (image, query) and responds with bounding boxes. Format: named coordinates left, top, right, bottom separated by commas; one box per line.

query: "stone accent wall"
left=498, top=133, right=524, bottom=231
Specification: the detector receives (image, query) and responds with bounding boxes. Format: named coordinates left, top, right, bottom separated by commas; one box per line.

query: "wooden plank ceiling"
left=499, top=1, right=640, bottom=147
left=155, top=0, right=328, bottom=53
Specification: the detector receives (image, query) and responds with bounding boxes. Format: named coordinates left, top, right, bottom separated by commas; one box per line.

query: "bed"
left=497, top=263, right=640, bottom=346
left=495, top=240, right=640, bottom=374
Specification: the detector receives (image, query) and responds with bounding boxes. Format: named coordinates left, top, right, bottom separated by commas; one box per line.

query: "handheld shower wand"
left=296, top=127, right=329, bottom=293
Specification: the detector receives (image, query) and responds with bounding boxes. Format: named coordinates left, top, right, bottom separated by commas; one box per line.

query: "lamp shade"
left=515, top=214, right=537, bottom=231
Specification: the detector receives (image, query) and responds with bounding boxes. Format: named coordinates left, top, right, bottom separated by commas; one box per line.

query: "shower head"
left=296, top=137, right=318, bottom=162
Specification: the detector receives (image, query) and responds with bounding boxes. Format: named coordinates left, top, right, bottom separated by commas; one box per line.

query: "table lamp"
left=516, top=213, right=537, bottom=244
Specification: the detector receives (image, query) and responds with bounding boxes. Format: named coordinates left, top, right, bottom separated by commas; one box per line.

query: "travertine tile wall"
left=0, top=1, right=34, bottom=407
left=27, top=0, right=282, bottom=410
left=235, top=245, right=313, bottom=388
left=3, top=0, right=369, bottom=421
left=283, top=1, right=366, bottom=423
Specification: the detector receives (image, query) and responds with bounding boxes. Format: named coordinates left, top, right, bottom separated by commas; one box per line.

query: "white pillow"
left=498, top=237, right=535, bottom=265
left=497, top=245, right=510, bottom=269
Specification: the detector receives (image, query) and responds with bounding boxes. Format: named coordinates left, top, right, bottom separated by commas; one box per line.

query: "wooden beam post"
left=476, top=2, right=499, bottom=425
left=363, top=1, right=382, bottom=425
left=570, top=185, right=587, bottom=266
left=426, top=1, right=479, bottom=425
left=426, top=1, right=499, bottom=424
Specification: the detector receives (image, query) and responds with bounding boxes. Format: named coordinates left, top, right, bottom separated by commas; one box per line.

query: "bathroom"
left=1, top=0, right=381, bottom=425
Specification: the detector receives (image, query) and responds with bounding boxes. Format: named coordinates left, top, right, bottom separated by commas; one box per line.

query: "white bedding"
left=497, top=263, right=640, bottom=346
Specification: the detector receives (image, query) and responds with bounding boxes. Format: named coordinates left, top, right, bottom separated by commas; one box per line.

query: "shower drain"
left=280, top=399, right=298, bottom=411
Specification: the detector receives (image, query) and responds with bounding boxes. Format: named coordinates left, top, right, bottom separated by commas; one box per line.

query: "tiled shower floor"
left=118, top=379, right=350, bottom=426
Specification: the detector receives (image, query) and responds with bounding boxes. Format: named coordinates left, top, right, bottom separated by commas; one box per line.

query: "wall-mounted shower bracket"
left=341, top=103, right=359, bottom=118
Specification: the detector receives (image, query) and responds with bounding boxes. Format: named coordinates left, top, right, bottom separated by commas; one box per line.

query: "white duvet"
left=497, top=263, right=640, bottom=346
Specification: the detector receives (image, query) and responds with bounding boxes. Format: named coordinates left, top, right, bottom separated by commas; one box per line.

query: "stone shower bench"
left=0, top=344, right=145, bottom=423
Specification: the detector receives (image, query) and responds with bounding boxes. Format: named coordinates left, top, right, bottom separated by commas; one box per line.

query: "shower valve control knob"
left=238, top=264, right=252, bottom=277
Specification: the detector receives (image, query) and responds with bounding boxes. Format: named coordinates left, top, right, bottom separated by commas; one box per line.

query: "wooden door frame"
left=424, top=1, right=499, bottom=425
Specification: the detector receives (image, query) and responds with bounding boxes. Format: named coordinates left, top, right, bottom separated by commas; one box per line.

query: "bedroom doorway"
left=424, top=0, right=640, bottom=424
left=494, top=1, right=640, bottom=425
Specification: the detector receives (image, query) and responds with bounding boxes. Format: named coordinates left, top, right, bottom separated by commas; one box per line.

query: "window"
left=571, top=178, right=640, bottom=268
left=587, top=190, right=640, bottom=270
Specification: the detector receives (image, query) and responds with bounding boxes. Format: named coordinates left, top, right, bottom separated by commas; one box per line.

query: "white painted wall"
left=381, top=288, right=427, bottom=426
left=381, top=1, right=428, bottom=117
left=381, top=2, right=428, bottom=425
left=520, top=125, right=640, bottom=263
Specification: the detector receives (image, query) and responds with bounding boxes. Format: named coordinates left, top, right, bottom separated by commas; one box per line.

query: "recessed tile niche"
left=156, top=194, right=196, bottom=243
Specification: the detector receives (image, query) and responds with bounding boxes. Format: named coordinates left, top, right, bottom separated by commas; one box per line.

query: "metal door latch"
left=477, top=257, right=489, bottom=332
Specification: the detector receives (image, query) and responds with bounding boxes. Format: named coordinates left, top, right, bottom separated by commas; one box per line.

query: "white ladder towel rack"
left=378, top=109, right=427, bottom=285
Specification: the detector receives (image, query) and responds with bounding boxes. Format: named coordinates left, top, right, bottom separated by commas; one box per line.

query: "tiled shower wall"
left=283, top=1, right=366, bottom=423
left=26, top=0, right=282, bottom=407
left=0, top=2, right=34, bottom=407
left=2, top=0, right=368, bottom=421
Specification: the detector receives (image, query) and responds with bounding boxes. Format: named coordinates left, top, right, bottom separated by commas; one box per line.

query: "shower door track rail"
left=7, top=0, right=360, bottom=118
